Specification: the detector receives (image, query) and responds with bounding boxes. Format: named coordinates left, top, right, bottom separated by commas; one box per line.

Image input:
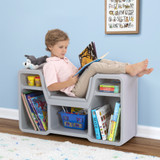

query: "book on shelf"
left=108, top=119, right=116, bottom=141
left=99, top=83, right=120, bottom=93
left=71, top=107, right=82, bottom=114
left=95, top=104, right=112, bottom=140
left=21, top=92, right=38, bottom=131
left=74, top=42, right=109, bottom=76
left=23, top=91, right=48, bottom=131
left=30, top=94, right=48, bottom=131
left=107, top=115, right=113, bottom=140
left=91, top=107, right=101, bottom=140
left=22, top=91, right=42, bottom=131
left=108, top=102, right=121, bottom=141
left=113, top=107, right=121, bottom=141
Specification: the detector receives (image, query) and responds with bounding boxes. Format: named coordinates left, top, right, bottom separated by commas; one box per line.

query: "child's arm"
left=47, top=75, right=78, bottom=91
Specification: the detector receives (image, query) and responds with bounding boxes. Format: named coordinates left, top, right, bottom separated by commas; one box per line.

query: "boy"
left=43, top=29, right=153, bottom=98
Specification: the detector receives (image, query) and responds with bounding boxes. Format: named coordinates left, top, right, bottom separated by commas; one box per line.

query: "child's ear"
left=48, top=45, right=52, bottom=51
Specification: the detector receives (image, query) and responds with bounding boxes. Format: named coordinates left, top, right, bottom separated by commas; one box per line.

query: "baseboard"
left=0, top=108, right=160, bottom=140
left=136, top=125, right=160, bottom=140
left=0, top=108, right=19, bottom=120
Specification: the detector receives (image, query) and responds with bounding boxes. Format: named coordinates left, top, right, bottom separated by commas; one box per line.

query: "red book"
left=99, top=87, right=114, bottom=91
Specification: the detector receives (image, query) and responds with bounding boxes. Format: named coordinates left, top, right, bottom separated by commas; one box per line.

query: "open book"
left=74, top=42, right=109, bottom=76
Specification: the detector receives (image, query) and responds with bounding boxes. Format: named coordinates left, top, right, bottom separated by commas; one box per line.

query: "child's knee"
left=89, top=63, right=99, bottom=73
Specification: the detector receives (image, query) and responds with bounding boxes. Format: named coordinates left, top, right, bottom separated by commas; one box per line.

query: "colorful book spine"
left=99, top=84, right=116, bottom=88
left=99, top=87, right=114, bottom=92
left=108, top=120, right=116, bottom=141
left=108, top=102, right=121, bottom=141
left=99, top=83, right=120, bottom=93
left=91, top=109, right=101, bottom=140
left=112, top=102, right=121, bottom=122
left=113, top=108, right=121, bottom=141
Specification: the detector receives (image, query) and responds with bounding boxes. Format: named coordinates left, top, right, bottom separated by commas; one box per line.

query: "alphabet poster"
left=105, top=0, right=139, bottom=34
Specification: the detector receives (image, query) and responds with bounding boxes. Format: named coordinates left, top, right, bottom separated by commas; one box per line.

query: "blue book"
left=91, top=108, right=101, bottom=140
left=75, top=59, right=101, bottom=76
left=112, top=102, right=121, bottom=122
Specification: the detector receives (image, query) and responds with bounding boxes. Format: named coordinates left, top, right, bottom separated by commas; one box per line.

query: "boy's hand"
left=67, top=75, right=78, bottom=86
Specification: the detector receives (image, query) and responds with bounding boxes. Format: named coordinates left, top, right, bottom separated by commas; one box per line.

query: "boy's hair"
left=45, top=29, right=69, bottom=51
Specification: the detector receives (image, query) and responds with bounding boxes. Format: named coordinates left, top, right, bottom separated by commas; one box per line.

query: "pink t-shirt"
left=43, top=56, right=78, bottom=97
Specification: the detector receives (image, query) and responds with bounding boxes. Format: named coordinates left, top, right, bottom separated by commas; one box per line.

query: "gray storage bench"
left=18, top=68, right=138, bottom=146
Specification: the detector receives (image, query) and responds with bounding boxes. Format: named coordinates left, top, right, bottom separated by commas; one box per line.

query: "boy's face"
left=49, top=40, right=69, bottom=59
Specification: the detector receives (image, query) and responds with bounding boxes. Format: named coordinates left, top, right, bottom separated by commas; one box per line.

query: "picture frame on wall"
left=105, top=0, right=139, bottom=34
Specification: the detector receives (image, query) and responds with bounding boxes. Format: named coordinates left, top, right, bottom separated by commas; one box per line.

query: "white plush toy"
left=23, top=55, right=48, bottom=70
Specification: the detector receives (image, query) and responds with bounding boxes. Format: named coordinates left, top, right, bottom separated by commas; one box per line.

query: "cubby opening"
left=49, top=105, right=88, bottom=136
left=95, top=78, right=121, bottom=93
left=20, top=89, right=48, bottom=132
left=20, top=73, right=41, bottom=87
left=90, top=96, right=121, bottom=143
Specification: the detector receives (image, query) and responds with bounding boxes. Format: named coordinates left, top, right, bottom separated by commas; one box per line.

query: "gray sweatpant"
left=71, top=59, right=128, bottom=98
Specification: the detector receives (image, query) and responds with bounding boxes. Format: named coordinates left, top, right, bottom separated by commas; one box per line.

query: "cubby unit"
left=18, top=69, right=138, bottom=146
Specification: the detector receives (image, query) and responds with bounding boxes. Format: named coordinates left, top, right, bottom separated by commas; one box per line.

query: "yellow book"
left=108, top=121, right=116, bottom=141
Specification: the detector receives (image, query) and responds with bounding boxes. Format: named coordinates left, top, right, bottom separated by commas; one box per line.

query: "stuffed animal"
left=23, top=55, right=48, bottom=69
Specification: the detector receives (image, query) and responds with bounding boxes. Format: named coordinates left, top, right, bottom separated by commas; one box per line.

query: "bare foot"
left=137, top=68, right=154, bottom=77
left=126, top=59, right=148, bottom=76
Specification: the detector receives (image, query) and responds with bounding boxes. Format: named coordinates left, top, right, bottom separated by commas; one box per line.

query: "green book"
left=99, top=83, right=117, bottom=88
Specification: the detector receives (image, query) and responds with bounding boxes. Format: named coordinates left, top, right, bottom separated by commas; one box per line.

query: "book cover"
left=21, top=93, right=38, bottom=131
left=95, top=104, right=111, bottom=140
left=79, top=42, right=97, bottom=68
left=91, top=108, right=101, bottom=140
left=25, top=91, right=45, bottom=131
left=74, top=42, right=109, bottom=76
left=30, top=94, right=48, bottom=131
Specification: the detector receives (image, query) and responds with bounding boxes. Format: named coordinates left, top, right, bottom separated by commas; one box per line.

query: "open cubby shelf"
left=18, top=68, right=138, bottom=146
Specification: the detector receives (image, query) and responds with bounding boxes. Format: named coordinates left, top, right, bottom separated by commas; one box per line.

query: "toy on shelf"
left=23, top=55, right=48, bottom=70
left=27, top=75, right=41, bottom=87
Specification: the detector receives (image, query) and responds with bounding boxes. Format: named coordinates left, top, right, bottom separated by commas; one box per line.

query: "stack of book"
left=21, top=91, right=48, bottom=131
left=91, top=102, right=121, bottom=142
left=99, top=83, right=120, bottom=93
